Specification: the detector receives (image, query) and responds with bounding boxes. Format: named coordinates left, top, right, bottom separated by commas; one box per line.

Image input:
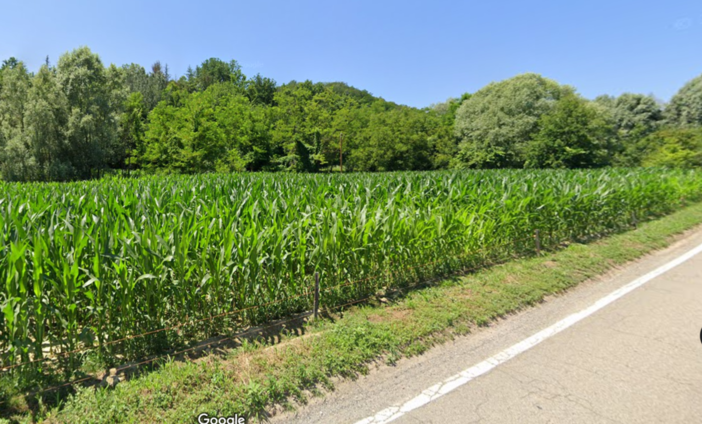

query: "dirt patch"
left=367, top=308, right=411, bottom=324
left=453, top=288, right=476, bottom=299
left=501, top=274, right=520, bottom=284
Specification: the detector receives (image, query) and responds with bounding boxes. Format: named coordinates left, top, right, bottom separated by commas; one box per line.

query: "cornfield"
left=1, top=168, right=701, bottom=378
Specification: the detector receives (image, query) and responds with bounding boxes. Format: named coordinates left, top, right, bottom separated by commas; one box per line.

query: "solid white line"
left=355, top=241, right=702, bottom=424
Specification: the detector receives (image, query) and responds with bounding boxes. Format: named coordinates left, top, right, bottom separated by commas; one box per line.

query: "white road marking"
left=355, top=242, right=702, bottom=424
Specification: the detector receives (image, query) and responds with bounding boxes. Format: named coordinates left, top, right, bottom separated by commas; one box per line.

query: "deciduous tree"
left=454, top=73, right=569, bottom=168
left=665, top=73, right=702, bottom=127
left=525, top=93, right=613, bottom=168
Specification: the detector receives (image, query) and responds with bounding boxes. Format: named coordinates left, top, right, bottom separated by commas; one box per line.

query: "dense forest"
left=0, top=46, right=701, bottom=181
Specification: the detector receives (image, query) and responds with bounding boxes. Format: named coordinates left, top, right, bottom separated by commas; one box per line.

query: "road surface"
left=273, top=228, right=702, bottom=424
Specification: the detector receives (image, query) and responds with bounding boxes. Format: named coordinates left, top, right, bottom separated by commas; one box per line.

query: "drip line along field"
left=2, top=168, right=702, bottom=396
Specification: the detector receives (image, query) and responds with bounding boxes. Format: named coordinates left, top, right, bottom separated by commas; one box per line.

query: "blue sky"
left=2, top=0, right=701, bottom=108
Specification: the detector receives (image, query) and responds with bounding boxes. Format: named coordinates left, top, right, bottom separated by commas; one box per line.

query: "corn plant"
left=1, top=168, right=701, bottom=381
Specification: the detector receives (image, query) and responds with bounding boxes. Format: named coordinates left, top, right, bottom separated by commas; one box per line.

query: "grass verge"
left=6, top=201, right=702, bottom=424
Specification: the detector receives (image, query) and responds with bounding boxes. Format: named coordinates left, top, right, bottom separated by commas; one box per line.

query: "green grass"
left=4, top=198, right=702, bottom=424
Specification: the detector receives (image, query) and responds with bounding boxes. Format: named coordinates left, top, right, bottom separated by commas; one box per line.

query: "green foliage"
left=138, top=77, right=449, bottom=174
left=324, top=82, right=376, bottom=105
left=429, top=94, right=470, bottom=169
left=0, top=60, right=32, bottom=180
left=594, top=93, right=664, bottom=166
left=595, top=93, right=662, bottom=138
left=641, top=127, right=702, bottom=168
left=245, top=73, right=277, bottom=106
left=142, top=83, right=269, bottom=173
left=347, top=106, right=438, bottom=171
left=118, top=62, right=170, bottom=111
left=2, top=46, right=702, bottom=180
left=454, top=73, right=569, bottom=168
left=13, top=198, right=702, bottom=423
left=117, top=92, right=147, bottom=171
left=20, top=64, right=70, bottom=180
left=0, top=57, right=20, bottom=93
left=432, top=93, right=471, bottom=128
left=55, top=47, right=120, bottom=179
left=0, top=48, right=171, bottom=182
left=269, top=81, right=339, bottom=172
left=190, top=58, right=246, bottom=92
left=1, top=168, right=701, bottom=384
left=665, top=73, right=702, bottom=127
left=526, top=93, right=614, bottom=168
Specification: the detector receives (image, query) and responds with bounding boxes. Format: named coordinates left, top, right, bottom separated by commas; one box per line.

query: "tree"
left=427, top=94, right=471, bottom=169
left=324, top=82, right=376, bottom=105
left=190, top=58, right=246, bottom=92
left=8, top=46, right=663, bottom=179
left=0, top=57, right=20, bottom=93
left=0, top=57, right=21, bottom=90
left=346, top=103, right=438, bottom=172
left=245, top=74, right=277, bottom=106
left=641, top=127, right=702, bottom=168
left=118, top=92, right=147, bottom=173
left=525, top=93, right=614, bottom=168
left=665, top=73, right=702, bottom=127
left=142, top=82, right=268, bottom=173
left=56, top=46, right=119, bottom=179
left=147, top=61, right=170, bottom=110
left=595, top=93, right=662, bottom=137
left=1, top=57, right=20, bottom=69
left=20, top=64, right=70, bottom=180
left=269, top=81, right=334, bottom=172
left=0, top=60, right=32, bottom=179
left=454, top=73, right=569, bottom=168
left=594, top=93, right=663, bottom=165
left=118, top=63, right=166, bottom=112
left=0, top=60, right=30, bottom=134
left=430, top=93, right=471, bottom=126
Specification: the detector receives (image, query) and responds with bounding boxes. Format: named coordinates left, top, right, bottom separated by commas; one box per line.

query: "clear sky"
left=2, top=0, right=701, bottom=108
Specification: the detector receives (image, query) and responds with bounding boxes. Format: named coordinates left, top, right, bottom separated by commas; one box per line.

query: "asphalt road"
left=272, top=229, right=702, bottom=424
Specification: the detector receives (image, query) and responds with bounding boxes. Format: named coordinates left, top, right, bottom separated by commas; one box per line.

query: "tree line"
left=0, top=46, right=701, bottom=181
